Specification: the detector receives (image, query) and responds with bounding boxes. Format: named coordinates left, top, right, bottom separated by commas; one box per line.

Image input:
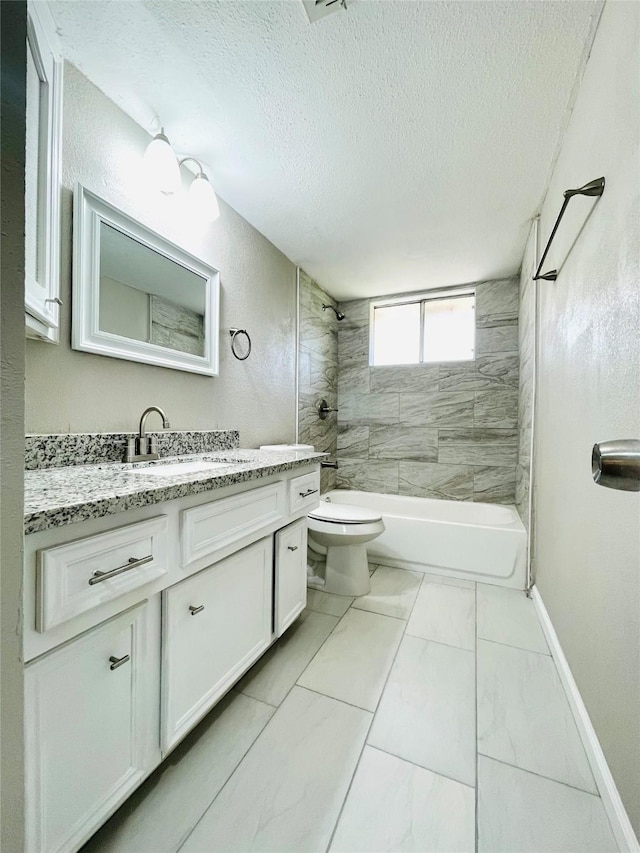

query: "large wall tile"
left=473, top=465, right=517, bottom=504
left=400, top=391, right=474, bottom=427
left=438, top=362, right=482, bottom=391
left=299, top=314, right=338, bottom=361
left=338, top=424, right=370, bottom=458
left=439, top=429, right=518, bottom=466
left=474, top=389, right=519, bottom=428
left=298, top=272, right=339, bottom=493
left=369, top=425, right=438, bottom=461
left=337, top=365, right=370, bottom=396
left=475, top=278, right=519, bottom=324
left=475, top=323, right=519, bottom=355
left=371, top=364, right=439, bottom=393
left=338, top=392, right=399, bottom=424
left=336, top=459, right=399, bottom=493
left=399, top=461, right=474, bottom=501
left=338, top=326, right=369, bottom=367
left=337, top=299, right=369, bottom=329
left=476, top=355, right=519, bottom=388
left=309, top=352, right=338, bottom=395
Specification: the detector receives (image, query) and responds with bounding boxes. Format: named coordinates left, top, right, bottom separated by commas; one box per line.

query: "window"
left=370, top=289, right=475, bottom=366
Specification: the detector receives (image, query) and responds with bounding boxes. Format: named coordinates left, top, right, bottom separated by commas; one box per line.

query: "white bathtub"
left=323, top=490, right=527, bottom=589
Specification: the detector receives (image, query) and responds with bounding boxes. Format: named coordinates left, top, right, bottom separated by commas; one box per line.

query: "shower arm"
left=322, top=304, right=345, bottom=321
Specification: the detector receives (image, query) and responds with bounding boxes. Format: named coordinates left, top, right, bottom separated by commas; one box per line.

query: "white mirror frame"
left=72, top=184, right=220, bottom=376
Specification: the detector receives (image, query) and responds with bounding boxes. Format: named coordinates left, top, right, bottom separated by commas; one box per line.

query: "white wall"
left=25, top=63, right=298, bottom=447
left=532, top=0, right=639, bottom=834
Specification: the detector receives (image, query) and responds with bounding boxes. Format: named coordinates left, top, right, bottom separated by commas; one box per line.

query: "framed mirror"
left=72, top=184, right=219, bottom=375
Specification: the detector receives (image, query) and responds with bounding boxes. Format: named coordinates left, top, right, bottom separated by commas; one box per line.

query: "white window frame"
left=369, top=286, right=476, bottom=366
left=25, top=0, right=63, bottom=343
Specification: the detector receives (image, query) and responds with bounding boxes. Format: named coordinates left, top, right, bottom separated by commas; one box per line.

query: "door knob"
left=592, top=439, right=640, bottom=491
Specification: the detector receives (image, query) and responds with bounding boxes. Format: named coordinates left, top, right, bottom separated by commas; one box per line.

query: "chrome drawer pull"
left=299, top=488, right=318, bottom=498
left=189, top=604, right=205, bottom=615
left=287, top=545, right=299, bottom=551
left=109, top=654, right=130, bottom=671
left=88, top=554, right=153, bottom=585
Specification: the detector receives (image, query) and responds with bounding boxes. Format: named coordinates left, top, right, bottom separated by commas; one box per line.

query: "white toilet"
left=308, top=500, right=384, bottom=596
left=259, top=444, right=384, bottom=596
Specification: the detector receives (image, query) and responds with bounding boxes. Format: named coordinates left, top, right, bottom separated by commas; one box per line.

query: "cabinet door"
left=25, top=600, right=160, bottom=853
left=162, top=537, right=273, bottom=752
left=275, top=518, right=308, bottom=636
left=25, top=1, right=63, bottom=342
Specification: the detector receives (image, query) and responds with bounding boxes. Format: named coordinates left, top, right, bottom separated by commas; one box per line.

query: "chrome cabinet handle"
left=89, top=554, right=153, bottom=585
left=45, top=297, right=63, bottom=306
left=299, top=488, right=318, bottom=498
left=109, top=654, right=130, bottom=670
left=189, top=605, right=205, bottom=615
left=287, top=545, right=298, bottom=551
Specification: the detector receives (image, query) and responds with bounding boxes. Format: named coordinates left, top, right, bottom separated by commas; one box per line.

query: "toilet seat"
left=308, top=501, right=382, bottom=525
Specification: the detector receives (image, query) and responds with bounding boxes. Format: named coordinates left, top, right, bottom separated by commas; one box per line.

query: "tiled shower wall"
left=516, top=230, right=536, bottom=532
left=336, top=277, right=520, bottom=504
left=298, top=269, right=338, bottom=493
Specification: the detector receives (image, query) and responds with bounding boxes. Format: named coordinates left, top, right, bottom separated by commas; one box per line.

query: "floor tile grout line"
left=477, top=752, right=603, bottom=797
left=365, top=743, right=477, bottom=791
left=179, top=601, right=352, bottom=852
left=293, top=683, right=377, bottom=714
left=175, top=700, right=278, bottom=853
left=404, top=628, right=475, bottom=653
left=403, top=632, right=476, bottom=655
left=324, top=569, right=426, bottom=852
left=476, top=634, right=551, bottom=656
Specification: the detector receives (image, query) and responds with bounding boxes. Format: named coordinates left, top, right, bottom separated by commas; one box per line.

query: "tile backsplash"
left=25, top=430, right=239, bottom=470
left=336, top=277, right=520, bottom=504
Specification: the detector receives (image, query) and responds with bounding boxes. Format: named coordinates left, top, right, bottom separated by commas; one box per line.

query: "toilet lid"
left=309, top=501, right=382, bottom=524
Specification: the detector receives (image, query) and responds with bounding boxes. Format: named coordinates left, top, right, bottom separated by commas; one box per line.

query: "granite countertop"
left=24, top=448, right=326, bottom=535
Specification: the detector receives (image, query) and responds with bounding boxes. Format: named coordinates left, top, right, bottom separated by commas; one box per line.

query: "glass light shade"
left=189, top=173, right=220, bottom=222
left=143, top=132, right=180, bottom=194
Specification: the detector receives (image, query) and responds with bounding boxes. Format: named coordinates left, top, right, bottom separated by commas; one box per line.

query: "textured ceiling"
left=49, top=0, right=601, bottom=299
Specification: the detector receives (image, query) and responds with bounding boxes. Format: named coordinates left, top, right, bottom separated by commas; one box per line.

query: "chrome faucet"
left=124, top=406, right=171, bottom=462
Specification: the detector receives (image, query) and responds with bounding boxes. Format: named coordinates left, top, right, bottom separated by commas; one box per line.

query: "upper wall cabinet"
left=73, top=185, right=220, bottom=375
left=25, top=1, right=63, bottom=343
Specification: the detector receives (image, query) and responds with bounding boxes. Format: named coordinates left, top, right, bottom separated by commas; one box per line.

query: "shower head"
left=322, top=304, right=345, bottom=321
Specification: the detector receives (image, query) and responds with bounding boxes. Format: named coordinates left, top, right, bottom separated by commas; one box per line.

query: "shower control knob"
left=318, top=399, right=339, bottom=420
left=592, top=439, right=640, bottom=491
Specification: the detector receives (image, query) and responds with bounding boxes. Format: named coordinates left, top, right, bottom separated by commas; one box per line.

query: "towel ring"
left=229, top=328, right=251, bottom=361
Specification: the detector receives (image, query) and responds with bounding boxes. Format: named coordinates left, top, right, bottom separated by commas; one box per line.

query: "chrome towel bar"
left=533, top=177, right=605, bottom=282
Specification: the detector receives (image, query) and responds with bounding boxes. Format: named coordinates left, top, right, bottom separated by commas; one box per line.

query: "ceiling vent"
left=302, top=0, right=350, bottom=24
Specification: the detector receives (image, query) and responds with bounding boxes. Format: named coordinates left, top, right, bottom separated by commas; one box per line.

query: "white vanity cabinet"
left=275, top=518, right=308, bottom=636
left=162, top=537, right=274, bottom=752
left=23, top=463, right=319, bottom=853
left=24, top=599, right=160, bottom=853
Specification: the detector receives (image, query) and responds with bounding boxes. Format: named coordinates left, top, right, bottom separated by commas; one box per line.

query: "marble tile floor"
left=83, top=566, right=618, bottom=853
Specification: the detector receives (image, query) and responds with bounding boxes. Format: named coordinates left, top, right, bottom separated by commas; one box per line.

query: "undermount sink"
left=129, top=460, right=232, bottom=477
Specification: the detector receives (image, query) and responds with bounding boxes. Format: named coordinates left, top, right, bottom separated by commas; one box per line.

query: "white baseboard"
left=531, top=586, right=639, bottom=852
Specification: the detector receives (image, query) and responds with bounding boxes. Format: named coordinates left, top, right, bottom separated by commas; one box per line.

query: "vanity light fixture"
left=143, top=129, right=220, bottom=221
left=180, top=157, right=220, bottom=222
left=143, top=128, right=181, bottom=194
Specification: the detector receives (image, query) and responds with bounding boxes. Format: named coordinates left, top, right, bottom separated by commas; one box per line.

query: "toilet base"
left=324, top=544, right=371, bottom=596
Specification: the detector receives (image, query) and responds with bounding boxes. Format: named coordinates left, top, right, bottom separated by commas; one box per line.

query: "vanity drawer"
left=289, top=470, right=321, bottom=515
left=36, top=517, right=169, bottom=633
left=181, top=481, right=285, bottom=570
